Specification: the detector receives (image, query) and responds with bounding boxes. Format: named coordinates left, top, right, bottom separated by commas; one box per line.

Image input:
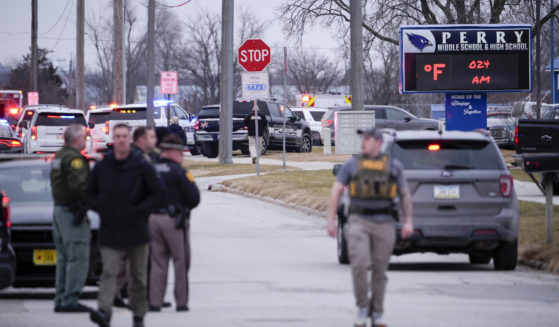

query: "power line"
left=40, top=0, right=72, bottom=35
left=49, top=0, right=75, bottom=51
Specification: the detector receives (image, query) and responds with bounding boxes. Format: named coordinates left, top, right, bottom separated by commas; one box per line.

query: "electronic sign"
left=400, top=25, right=532, bottom=93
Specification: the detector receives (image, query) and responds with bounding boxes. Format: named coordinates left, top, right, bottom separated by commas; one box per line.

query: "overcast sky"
left=0, top=0, right=338, bottom=71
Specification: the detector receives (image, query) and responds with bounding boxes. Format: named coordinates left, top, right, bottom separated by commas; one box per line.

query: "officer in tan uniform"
left=327, top=127, right=414, bottom=327
left=50, top=124, right=91, bottom=313
left=149, top=134, right=200, bottom=312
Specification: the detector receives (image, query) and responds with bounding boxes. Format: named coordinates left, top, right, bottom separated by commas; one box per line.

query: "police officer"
left=327, top=127, right=414, bottom=327
left=50, top=124, right=91, bottom=313
left=149, top=134, right=200, bottom=312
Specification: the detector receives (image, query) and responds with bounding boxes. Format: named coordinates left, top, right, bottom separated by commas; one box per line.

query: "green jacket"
left=50, top=146, right=90, bottom=205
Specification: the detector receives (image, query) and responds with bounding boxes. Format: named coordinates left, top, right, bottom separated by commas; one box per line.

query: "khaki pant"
left=149, top=214, right=190, bottom=307
left=248, top=136, right=262, bottom=158
left=98, top=244, right=148, bottom=317
left=346, top=214, right=395, bottom=314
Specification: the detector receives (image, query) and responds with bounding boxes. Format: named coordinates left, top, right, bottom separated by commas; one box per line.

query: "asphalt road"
left=1, top=175, right=559, bottom=327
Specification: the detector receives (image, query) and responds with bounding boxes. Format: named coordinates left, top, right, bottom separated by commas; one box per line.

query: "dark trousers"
left=149, top=214, right=190, bottom=307
left=52, top=205, right=90, bottom=307
left=98, top=244, right=148, bottom=317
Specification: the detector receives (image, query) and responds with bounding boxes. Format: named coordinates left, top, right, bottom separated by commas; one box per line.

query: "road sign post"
left=238, top=39, right=271, bottom=175
left=161, top=71, right=178, bottom=125
left=27, top=92, right=39, bottom=105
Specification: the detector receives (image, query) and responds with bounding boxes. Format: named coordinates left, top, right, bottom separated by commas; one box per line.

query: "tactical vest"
left=348, top=154, right=398, bottom=216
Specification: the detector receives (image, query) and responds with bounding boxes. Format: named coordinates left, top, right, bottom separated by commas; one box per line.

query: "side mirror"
left=296, top=116, right=302, bottom=121
left=88, top=122, right=95, bottom=129
left=21, top=121, right=29, bottom=129
left=404, top=117, right=411, bottom=122
left=333, top=164, right=342, bottom=176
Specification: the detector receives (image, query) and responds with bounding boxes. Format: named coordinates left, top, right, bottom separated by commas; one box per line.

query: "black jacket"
left=169, top=124, right=187, bottom=145
left=87, top=148, right=164, bottom=247
left=243, top=112, right=267, bottom=137
left=154, top=157, right=200, bottom=211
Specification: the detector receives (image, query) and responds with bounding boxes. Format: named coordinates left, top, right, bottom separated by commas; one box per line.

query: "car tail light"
left=104, top=121, right=109, bottom=134
left=193, top=120, right=199, bottom=131
left=0, top=140, right=21, bottom=147
left=474, top=229, right=497, bottom=235
left=514, top=125, right=519, bottom=147
left=500, top=175, right=513, bottom=197
left=31, top=126, right=37, bottom=140
left=321, top=119, right=333, bottom=127
left=9, top=107, right=18, bottom=115
left=2, top=191, right=10, bottom=229
left=86, top=127, right=91, bottom=140
left=428, top=144, right=440, bottom=151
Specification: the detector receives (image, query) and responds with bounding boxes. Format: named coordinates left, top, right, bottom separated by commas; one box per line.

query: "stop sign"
left=238, top=39, right=271, bottom=72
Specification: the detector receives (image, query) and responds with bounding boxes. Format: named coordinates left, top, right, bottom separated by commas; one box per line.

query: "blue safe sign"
left=445, top=93, right=487, bottom=131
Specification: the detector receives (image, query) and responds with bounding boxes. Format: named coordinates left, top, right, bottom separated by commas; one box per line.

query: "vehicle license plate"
left=33, top=249, right=57, bottom=265
left=433, top=185, right=460, bottom=199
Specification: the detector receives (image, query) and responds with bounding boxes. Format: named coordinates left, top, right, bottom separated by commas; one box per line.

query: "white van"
left=23, top=107, right=88, bottom=154
left=105, top=102, right=196, bottom=152
left=291, top=107, right=327, bottom=145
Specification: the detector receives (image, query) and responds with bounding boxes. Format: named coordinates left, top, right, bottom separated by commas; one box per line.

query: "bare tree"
left=286, top=49, right=341, bottom=94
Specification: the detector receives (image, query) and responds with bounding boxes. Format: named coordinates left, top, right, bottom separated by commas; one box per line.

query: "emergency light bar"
left=47, top=115, right=76, bottom=119
left=154, top=99, right=173, bottom=106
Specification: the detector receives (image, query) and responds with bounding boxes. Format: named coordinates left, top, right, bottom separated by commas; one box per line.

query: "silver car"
left=335, top=130, right=519, bottom=270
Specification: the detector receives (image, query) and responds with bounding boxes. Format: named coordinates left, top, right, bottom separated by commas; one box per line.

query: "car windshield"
left=89, top=112, right=110, bottom=124
left=392, top=140, right=502, bottom=170
left=310, top=111, right=325, bottom=121
left=198, top=107, right=220, bottom=118
left=36, top=113, right=87, bottom=126
left=109, top=107, right=162, bottom=120
left=0, top=166, right=52, bottom=203
left=488, top=113, right=512, bottom=119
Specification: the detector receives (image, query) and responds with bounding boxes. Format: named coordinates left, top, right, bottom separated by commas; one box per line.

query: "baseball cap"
left=357, top=127, right=383, bottom=140
left=159, top=134, right=186, bottom=151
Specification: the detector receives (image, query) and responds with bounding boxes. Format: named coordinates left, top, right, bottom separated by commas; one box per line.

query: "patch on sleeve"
left=186, top=171, right=195, bottom=182
left=70, top=158, right=84, bottom=170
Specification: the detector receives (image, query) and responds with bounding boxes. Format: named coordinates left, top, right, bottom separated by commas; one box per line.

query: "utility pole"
left=350, top=0, right=364, bottom=112
left=218, top=0, right=234, bottom=165
left=146, top=0, right=155, bottom=127
left=76, top=0, right=85, bottom=111
left=122, top=0, right=127, bottom=104
left=31, top=0, right=38, bottom=92
left=113, top=0, right=123, bottom=104
left=536, top=0, right=541, bottom=118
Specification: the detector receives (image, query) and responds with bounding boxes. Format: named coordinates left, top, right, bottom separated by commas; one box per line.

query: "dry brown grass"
left=183, top=160, right=299, bottom=178
left=509, top=168, right=538, bottom=183
left=518, top=201, right=559, bottom=273
left=500, top=149, right=517, bottom=165
left=265, top=146, right=351, bottom=163
left=221, top=169, right=334, bottom=212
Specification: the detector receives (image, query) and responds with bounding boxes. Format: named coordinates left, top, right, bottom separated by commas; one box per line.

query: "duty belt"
left=349, top=207, right=392, bottom=215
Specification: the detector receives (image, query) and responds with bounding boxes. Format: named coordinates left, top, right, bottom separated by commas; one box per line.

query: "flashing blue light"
left=154, top=99, right=173, bottom=106
left=0, top=119, right=9, bottom=125
left=61, top=115, right=76, bottom=119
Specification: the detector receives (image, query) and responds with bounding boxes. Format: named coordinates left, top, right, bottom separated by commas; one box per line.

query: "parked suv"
left=0, top=189, right=16, bottom=290
left=291, top=107, right=327, bottom=145
left=321, top=105, right=438, bottom=144
left=195, top=100, right=313, bottom=158
left=104, top=102, right=196, bottom=153
left=335, top=130, right=519, bottom=270
left=22, top=107, right=89, bottom=154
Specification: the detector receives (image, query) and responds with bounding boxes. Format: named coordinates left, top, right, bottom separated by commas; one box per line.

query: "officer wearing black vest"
left=149, top=134, right=200, bottom=312
left=327, top=127, right=414, bottom=327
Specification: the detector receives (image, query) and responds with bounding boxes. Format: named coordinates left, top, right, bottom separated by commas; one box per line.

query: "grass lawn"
left=220, top=169, right=559, bottom=272
left=183, top=160, right=299, bottom=178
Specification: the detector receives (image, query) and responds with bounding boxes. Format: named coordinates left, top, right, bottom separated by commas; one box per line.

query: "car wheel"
left=337, top=221, right=350, bottom=265
left=297, top=133, right=312, bottom=153
left=203, top=142, right=218, bottom=158
left=493, top=239, right=518, bottom=271
left=189, top=144, right=200, bottom=156
left=260, top=133, right=268, bottom=155
left=468, top=252, right=492, bottom=264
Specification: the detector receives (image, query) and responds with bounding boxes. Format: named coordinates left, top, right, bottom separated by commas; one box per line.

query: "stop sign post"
left=238, top=39, right=271, bottom=72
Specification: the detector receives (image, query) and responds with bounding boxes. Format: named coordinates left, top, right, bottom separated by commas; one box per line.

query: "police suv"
left=22, top=107, right=89, bottom=154
left=335, top=129, right=519, bottom=271
left=104, top=101, right=196, bottom=153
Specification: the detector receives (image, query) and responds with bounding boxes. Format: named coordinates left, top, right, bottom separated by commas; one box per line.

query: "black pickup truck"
left=515, top=106, right=559, bottom=194
left=195, top=100, right=313, bottom=158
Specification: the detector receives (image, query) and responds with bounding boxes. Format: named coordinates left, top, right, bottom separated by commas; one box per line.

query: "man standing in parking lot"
left=243, top=107, right=267, bottom=164
left=50, top=124, right=91, bottom=313
left=87, top=123, right=164, bottom=327
left=133, top=126, right=159, bottom=164
left=327, top=127, right=414, bottom=327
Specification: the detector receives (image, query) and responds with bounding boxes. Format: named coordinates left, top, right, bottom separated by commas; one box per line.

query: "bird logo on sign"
left=407, top=33, right=433, bottom=51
